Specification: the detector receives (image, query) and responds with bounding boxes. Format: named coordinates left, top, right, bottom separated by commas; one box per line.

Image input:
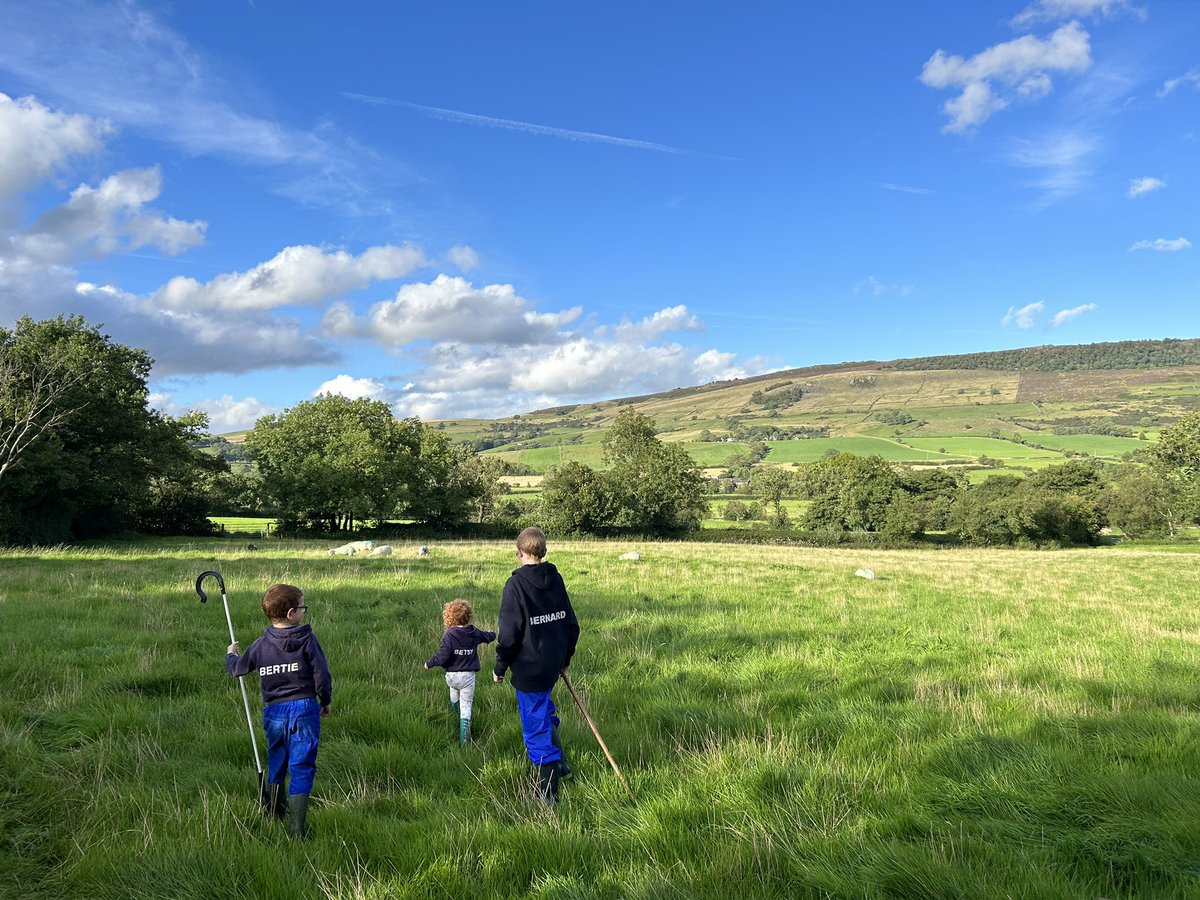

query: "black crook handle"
left=195, top=570, right=226, bottom=603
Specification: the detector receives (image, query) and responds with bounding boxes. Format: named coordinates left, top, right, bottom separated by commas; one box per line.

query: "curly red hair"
left=442, top=599, right=473, bottom=628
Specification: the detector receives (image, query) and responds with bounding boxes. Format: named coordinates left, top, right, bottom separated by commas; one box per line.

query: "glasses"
left=294, top=605, right=309, bottom=613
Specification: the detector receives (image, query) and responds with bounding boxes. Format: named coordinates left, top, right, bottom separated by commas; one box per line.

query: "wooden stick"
left=561, top=671, right=634, bottom=799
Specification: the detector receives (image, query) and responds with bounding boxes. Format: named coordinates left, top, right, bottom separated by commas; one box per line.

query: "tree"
left=752, top=466, right=794, bottom=528
left=602, top=409, right=707, bottom=534
left=0, top=315, right=207, bottom=543
left=246, top=396, right=421, bottom=531
left=948, top=472, right=1103, bottom=547
left=1148, top=412, right=1200, bottom=526
left=404, top=429, right=489, bottom=527
left=1100, top=466, right=1185, bottom=539
left=540, top=461, right=614, bottom=534
left=0, top=351, right=90, bottom=483
left=797, top=453, right=917, bottom=536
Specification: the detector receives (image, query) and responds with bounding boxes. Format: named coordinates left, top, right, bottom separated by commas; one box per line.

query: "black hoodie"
left=226, top=624, right=332, bottom=707
left=493, top=561, right=579, bottom=692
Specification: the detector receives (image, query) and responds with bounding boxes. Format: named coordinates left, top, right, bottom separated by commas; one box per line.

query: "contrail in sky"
left=344, top=92, right=737, bottom=159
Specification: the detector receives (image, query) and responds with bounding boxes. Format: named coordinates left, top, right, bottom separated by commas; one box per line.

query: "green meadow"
left=3, top=538, right=1199, bottom=898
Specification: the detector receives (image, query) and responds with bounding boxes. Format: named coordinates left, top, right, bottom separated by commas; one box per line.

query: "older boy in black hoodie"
left=492, top=526, right=579, bottom=803
left=226, top=583, right=332, bottom=838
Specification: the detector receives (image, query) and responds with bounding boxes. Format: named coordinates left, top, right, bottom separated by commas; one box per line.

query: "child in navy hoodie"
left=425, top=599, right=495, bottom=744
left=493, top=527, right=579, bottom=804
left=226, top=583, right=332, bottom=838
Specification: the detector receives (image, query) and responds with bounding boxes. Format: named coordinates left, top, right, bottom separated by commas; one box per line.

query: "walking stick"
left=196, top=571, right=267, bottom=805
left=560, top=671, right=634, bottom=799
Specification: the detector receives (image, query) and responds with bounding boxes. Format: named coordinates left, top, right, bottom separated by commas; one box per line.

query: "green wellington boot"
left=459, top=717, right=471, bottom=745
left=287, top=793, right=310, bottom=839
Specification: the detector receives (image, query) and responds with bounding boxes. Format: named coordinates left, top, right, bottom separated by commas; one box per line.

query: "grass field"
left=3, top=537, right=1199, bottom=898
left=764, top=438, right=948, bottom=464
left=1019, top=433, right=1150, bottom=458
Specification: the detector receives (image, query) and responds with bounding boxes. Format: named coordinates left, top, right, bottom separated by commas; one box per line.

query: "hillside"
left=435, top=338, right=1200, bottom=476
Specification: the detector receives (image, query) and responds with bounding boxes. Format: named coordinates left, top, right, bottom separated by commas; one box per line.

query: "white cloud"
left=314, top=374, right=387, bottom=400
left=1002, top=300, right=1045, bottom=329
left=1129, top=237, right=1190, bottom=252
left=1012, top=0, right=1145, bottom=28
left=150, top=392, right=278, bottom=433
left=73, top=281, right=337, bottom=375
left=599, top=305, right=704, bottom=341
left=921, top=22, right=1092, bottom=132
left=154, top=243, right=427, bottom=312
left=1158, top=68, right=1200, bottom=98
left=0, top=92, right=110, bottom=207
left=447, top=245, right=480, bottom=271
left=6, top=167, right=205, bottom=265
left=362, top=274, right=581, bottom=346
left=1050, top=302, right=1097, bottom=326
left=1127, top=176, right=1165, bottom=198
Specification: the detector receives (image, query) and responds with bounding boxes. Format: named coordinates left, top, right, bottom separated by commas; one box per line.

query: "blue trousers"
left=515, top=689, right=561, bottom=766
left=263, top=698, right=320, bottom=794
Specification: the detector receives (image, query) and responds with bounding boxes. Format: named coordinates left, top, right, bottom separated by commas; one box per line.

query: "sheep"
left=328, top=540, right=375, bottom=556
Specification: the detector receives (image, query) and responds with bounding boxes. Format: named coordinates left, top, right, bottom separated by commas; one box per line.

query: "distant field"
left=765, top=437, right=948, bottom=463
left=678, top=441, right=752, bottom=466
left=903, top=436, right=1062, bottom=460
left=1020, top=433, right=1149, bottom=458
left=487, top=444, right=607, bottom=473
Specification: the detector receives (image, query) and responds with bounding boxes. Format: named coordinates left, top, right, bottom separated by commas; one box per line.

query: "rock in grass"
left=619, top=551, right=641, bottom=561
left=855, top=567, right=875, bottom=580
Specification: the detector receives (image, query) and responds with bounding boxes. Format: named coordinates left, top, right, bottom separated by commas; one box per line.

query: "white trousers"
left=445, top=671, right=477, bottom=718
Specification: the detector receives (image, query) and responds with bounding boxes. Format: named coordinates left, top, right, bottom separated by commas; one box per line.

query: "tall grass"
left=1, top=538, right=1198, bottom=898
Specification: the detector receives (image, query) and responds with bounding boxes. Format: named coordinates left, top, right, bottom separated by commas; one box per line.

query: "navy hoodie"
left=426, top=624, right=496, bottom=672
left=494, top=561, right=579, bottom=692
left=226, top=624, right=332, bottom=707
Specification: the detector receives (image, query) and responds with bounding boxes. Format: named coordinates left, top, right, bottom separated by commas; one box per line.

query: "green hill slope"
left=442, top=338, right=1200, bottom=474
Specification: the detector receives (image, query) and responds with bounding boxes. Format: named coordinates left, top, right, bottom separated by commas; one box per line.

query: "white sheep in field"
left=328, top=540, right=375, bottom=556
left=370, top=545, right=392, bottom=556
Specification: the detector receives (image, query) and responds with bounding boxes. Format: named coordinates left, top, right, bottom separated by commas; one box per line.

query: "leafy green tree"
left=539, top=461, right=614, bottom=534
left=752, top=466, right=795, bottom=526
left=0, top=315, right=208, bottom=542
left=897, top=467, right=963, bottom=531
left=1100, top=466, right=1186, bottom=539
left=1148, top=412, right=1200, bottom=525
left=404, top=429, right=490, bottom=527
left=602, top=409, right=707, bottom=534
left=137, top=411, right=227, bottom=535
left=247, top=396, right=421, bottom=531
left=949, top=472, right=1103, bottom=546
left=797, top=453, right=916, bottom=536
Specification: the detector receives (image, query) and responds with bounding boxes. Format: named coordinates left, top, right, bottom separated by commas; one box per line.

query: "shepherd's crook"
left=561, top=671, right=634, bottom=799
left=196, top=571, right=265, bottom=799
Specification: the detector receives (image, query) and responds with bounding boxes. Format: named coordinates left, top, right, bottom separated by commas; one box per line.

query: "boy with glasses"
left=226, top=583, right=332, bottom=838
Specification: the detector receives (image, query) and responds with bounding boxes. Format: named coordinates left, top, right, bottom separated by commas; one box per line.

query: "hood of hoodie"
left=263, top=623, right=313, bottom=654
left=511, top=560, right=558, bottom=591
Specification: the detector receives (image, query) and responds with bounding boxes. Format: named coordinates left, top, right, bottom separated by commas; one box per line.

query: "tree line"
left=3, top=314, right=1196, bottom=546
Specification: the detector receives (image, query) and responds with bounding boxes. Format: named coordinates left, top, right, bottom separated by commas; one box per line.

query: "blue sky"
left=0, top=0, right=1196, bottom=430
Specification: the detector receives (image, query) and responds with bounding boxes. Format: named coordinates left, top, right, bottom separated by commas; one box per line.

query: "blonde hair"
left=443, top=599, right=473, bottom=628
left=516, top=526, right=547, bottom=559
